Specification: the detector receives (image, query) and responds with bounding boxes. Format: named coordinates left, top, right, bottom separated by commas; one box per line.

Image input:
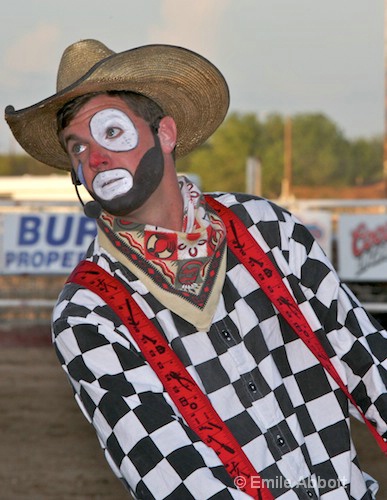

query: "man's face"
left=61, top=94, right=164, bottom=216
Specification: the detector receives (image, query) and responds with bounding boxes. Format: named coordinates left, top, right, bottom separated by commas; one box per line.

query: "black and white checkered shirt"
left=52, top=193, right=387, bottom=499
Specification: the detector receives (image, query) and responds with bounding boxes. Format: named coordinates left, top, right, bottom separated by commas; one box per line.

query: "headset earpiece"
left=71, top=168, right=81, bottom=186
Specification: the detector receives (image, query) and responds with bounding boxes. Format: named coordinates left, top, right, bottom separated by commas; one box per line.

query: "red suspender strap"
left=67, top=260, right=273, bottom=500
left=205, top=195, right=387, bottom=456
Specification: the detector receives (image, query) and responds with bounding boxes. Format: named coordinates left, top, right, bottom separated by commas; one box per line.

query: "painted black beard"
left=91, top=135, right=164, bottom=217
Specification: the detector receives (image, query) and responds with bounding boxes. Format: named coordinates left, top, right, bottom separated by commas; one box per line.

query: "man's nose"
left=89, top=148, right=110, bottom=169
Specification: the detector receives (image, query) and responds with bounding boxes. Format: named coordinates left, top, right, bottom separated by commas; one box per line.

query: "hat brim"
left=5, top=44, right=229, bottom=170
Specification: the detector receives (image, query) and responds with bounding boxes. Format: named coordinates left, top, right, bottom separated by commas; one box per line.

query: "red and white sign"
left=338, top=214, right=387, bottom=281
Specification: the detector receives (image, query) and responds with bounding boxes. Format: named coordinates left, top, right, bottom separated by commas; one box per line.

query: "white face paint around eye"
left=89, top=108, right=139, bottom=152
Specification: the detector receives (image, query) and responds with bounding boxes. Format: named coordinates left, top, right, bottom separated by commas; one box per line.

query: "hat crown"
left=56, top=39, right=114, bottom=92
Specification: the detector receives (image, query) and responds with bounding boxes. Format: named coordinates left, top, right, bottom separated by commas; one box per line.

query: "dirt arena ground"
left=0, top=324, right=385, bottom=500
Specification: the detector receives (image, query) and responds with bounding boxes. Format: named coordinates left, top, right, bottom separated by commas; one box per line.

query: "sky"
left=1, top=0, right=384, bottom=154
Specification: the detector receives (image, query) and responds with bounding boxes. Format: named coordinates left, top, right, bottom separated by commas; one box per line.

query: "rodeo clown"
left=5, top=39, right=387, bottom=499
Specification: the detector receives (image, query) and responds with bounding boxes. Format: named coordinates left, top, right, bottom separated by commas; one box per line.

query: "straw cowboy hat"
left=5, top=39, right=230, bottom=171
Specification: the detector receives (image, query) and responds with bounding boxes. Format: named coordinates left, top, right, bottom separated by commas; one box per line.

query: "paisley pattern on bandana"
left=97, top=177, right=227, bottom=313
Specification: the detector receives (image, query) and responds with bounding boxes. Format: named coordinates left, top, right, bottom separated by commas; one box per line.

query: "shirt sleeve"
left=287, top=217, right=387, bottom=439
left=52, top=283, right=251, bottom=500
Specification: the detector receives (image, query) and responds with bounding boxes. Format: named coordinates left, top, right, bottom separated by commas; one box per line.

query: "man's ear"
left=157, top=116, right=177, bottom=154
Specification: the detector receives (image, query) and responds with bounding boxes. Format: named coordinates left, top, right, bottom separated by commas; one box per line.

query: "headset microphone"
left=71, top=169, right=102, bottom=219
left=83, top=200, right=102, bottom=219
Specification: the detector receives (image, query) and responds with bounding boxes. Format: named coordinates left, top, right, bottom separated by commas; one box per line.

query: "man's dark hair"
left=57, top=90, right=165, bottom=137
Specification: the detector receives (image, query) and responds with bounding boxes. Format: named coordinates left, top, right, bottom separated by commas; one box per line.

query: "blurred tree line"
left=0, top=112, right=382, bottom=199
left=0, top=154, right=60, bottom=176
left=176, top=112, right=383, bottom=198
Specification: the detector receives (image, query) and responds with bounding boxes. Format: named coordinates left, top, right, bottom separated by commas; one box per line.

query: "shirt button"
left=248, top=381, right=257, bottom=393
left=221, top=329, right=232, bottom=341
left=306, top=491, right=314, bottom=498
left=276, top=435, right=285, bottom=446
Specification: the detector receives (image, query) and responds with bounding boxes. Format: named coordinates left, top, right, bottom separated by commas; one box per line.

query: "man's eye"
left=72, top=143, right=86, bottom=154
left=106, top=127, right=121, bottom=139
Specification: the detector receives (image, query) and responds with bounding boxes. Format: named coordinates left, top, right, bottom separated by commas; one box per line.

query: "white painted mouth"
left=92, top=169, right=134, bottom=201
